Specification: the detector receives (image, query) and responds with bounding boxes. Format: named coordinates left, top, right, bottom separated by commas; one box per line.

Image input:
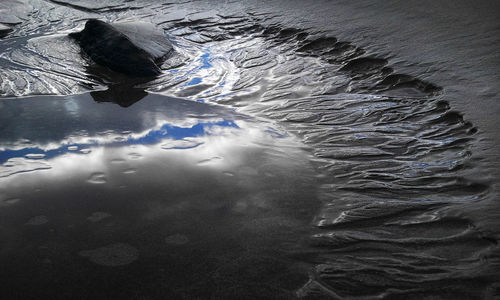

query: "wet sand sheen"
left=0, top=0, right=499, bottom=299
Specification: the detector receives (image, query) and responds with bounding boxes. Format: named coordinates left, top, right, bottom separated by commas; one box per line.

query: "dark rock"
left=0, top=24, right=12, bottom=38
left=70, top=19, right=173, bottom=77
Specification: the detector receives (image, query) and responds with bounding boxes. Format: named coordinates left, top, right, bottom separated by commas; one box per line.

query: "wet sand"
left=0, top=0, right=499, bottom=298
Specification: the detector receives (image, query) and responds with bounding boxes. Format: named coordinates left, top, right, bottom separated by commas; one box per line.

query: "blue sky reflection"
left=176, top=47, right=213, bottom=87
left=0, top=120, right=238, bottom=164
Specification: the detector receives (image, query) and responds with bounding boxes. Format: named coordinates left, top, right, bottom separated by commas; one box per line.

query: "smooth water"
left=1, top=0, right=499, bottom=299
left=1, top=93, right=317, bottom=298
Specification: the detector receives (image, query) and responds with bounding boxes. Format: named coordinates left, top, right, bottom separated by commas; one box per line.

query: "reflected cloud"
left=0, top=93, right=315, bottom=236
left=0, top=92, right=295, bottom=180
left=0, top=93, right=247, bottom=178
left=0, top=119, right=239, bottom=166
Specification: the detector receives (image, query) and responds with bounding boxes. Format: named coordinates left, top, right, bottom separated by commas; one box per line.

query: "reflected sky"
left=0, top=119, right=238, bottom=164
left=0, top=92, right=319, bottom=299
left=0, top=91, right=310, bottom=190
left=0, top=92, right=286, bottom=178
left=176, top=47, right=213, bottom=87
left=162, top=44, right=240, bottom=102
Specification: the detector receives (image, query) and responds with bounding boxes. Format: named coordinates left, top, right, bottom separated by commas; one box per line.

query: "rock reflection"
left=85, top=64, right=152, bottom=107
left=90, top=83, right=148, bottom=107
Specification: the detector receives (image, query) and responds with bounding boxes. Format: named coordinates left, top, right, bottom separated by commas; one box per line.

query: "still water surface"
left=1, top=93, right=317, bottom=298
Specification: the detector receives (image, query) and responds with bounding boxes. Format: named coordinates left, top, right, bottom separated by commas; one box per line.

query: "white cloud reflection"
left=0, top=92, right=309, bottom=202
